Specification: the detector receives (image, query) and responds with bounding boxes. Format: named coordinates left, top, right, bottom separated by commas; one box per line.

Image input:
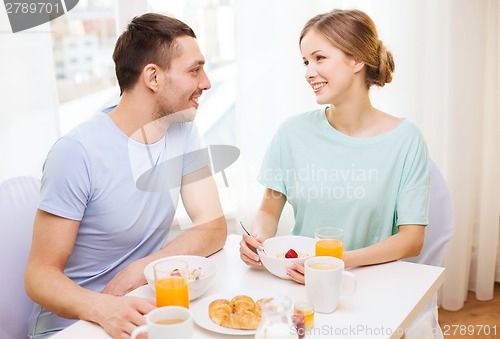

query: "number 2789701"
left=5, top=2, right=63, bottom=14
left=443, top=324, right=496, bottom=336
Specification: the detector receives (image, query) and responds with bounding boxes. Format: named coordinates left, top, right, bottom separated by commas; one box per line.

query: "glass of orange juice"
left=154, top=260, right=189, bottom=308
left=315, top=227, right=344, bottom=259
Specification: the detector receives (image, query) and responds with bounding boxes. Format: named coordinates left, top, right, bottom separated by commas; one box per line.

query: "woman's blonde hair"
left=300, top=9, right=395, bottom=88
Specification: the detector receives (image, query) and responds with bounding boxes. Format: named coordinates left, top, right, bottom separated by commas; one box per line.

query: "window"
left=149, top=0, right=237, bottom=145
left=50, top=1, right=116, bottom=104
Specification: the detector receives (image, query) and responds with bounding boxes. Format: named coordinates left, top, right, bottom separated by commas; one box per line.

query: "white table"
left=52, top=234, right=444, bottom=339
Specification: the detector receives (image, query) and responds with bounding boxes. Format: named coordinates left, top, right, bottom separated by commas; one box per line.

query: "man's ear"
left=353, top=57, right=365, bottom=74
left=143, top=64, right=159, bottom=92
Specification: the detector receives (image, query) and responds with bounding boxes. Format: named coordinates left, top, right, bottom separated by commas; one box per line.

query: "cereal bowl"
left=144, top=255, right=216, bottom=300
left=258, top=236, right=315, bottom=279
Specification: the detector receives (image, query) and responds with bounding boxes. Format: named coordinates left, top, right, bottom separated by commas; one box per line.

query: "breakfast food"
left=285, top=249, right=298, bottom=258
left=187, top=269, right=206, bottom=281
left=168, top=268, right=206, bottom=281
left=208, top=295, right=270, bottom=330
left=275, top=249, right=309, bottom=259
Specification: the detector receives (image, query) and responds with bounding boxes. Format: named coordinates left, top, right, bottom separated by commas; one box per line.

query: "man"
left=25, top=13, right=227, bottom=338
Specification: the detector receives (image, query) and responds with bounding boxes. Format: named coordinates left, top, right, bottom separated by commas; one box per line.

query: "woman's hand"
left=286, top=261, right=306, bottom=285
left=239, top=188, right=286, bottom=266
left=239, top=234, right=266, bottom=267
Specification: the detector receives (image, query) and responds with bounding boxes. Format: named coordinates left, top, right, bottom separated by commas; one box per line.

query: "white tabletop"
left=52, top=234, right=444, bottom=339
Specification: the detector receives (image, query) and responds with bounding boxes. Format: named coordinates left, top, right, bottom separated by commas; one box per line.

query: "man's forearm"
left=25, top=265, right=101, bottom=322
left=101, top=216, right=227, bottom=296
left=150, top=215, right=227, bottom=261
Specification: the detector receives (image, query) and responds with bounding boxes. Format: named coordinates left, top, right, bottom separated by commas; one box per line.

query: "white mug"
left=304, top=256, right=356, bottom=313
left=130, top=306, right=193, bottom=339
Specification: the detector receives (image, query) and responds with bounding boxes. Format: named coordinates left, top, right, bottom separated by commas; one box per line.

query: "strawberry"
left=292, top=312, right=305, bottom=338
left=285, top=249, right=298, bottom=259
left=170, top=269, right=182, bottom=277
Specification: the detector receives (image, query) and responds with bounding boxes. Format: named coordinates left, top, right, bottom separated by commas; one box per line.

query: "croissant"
left=208, top=299, right=232, bottom=325
left=208, top=295, right=267, bottom=330
left=231, top=295, right=255, bottom=313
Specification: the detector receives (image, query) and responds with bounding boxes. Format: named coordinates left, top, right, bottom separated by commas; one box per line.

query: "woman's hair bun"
left=367, top=43, right=395, bottom=87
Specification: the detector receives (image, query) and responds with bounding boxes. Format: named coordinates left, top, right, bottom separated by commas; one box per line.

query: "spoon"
left=240, top=221, right=269, bottom=256
left=192, top=267, right=202, bottom=280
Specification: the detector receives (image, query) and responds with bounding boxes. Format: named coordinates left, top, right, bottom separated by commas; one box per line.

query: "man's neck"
left=108, top=93, right=171, bottom=144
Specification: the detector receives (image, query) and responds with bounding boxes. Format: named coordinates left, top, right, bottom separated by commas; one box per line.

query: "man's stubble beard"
left=151, top=100, right=197, bottom=134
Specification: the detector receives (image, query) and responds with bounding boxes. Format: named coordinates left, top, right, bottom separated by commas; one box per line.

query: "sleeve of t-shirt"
left=181, top=122, right=209, bottom=176
left=39, top=137, right=92, bottom=221
left=395, top=131, right=430, bottom=227
left=257, top=127, right=287, bottom=196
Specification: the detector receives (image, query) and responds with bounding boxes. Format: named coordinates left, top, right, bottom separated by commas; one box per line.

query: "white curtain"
left=435, top=0, right=500, bottom=309
left=361, top=0, right=500, bottom=311
left=377, top=0, right=500, bottom=310
left=235, top=0, right=500, bottom=310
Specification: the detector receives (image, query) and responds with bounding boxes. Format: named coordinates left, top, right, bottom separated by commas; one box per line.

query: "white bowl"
left=258, top=236, right=315, bottom=279
left=144, top=255, right=217, bottom=300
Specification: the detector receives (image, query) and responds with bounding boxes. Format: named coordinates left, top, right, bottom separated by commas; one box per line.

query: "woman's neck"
left=326, top=96, right=401, bottom=138
left=326, top=94, right=376, bottom=136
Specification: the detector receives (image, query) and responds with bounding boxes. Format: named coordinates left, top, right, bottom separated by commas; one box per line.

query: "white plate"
left=192, top=291, right=269, bottom=335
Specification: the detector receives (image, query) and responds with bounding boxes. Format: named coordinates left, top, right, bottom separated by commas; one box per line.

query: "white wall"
left=233, top=0, right=338, bottom=231
left=0, top=10, right=60, bottom=180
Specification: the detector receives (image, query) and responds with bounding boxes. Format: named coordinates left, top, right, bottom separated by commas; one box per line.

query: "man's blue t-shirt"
left=29, top=112, right=206, bottom=337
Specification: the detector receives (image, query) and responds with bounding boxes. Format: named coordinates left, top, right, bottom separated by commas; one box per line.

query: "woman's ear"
left=353, top=57, right=365, bottom=74
left=143, top=64, right=159, bottom=92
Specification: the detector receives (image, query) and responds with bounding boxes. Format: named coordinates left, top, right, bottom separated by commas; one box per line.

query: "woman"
left=240, top=9, right=430, bottom=284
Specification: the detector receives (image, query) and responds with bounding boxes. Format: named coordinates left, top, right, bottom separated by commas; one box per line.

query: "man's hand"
left=92, top=295, right=156, bottom=339
left=103, top=259, right=148, bottom=296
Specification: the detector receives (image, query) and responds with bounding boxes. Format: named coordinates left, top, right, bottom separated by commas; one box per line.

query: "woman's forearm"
left=343, top=225, right=425, bottom=268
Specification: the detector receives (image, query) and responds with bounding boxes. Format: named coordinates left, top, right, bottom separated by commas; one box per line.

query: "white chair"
left=404, top=161, right=454, bottom=339
left=0, top=176, right=40, bottom=339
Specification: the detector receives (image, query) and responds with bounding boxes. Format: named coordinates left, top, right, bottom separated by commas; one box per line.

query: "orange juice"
left=315, top=239, right=343, bottom=259
left=302, top=309, right=314, bottom=330
left=155, top=276, right=189, bottom=308
left=294, top=302, right=315, bottom=330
